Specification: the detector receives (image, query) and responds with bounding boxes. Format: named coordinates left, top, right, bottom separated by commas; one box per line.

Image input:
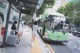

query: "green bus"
left=38, top=15, right=69, bottom=42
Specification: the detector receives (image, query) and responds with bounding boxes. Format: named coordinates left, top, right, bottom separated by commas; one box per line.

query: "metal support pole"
left=17, top=11, right=21, bottom=30
left=2, top=3, right=12, bottom=47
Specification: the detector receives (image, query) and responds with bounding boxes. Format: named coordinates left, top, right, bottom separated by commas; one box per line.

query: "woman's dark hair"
left=34, top=21, right=37, bottom=25
left=13, top=21, right=17, bottom=24
left=0, top=12, right=4, bottom=21
left=11, top=21, right=17, bottom=30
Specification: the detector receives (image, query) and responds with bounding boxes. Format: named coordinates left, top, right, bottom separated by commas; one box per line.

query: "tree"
left=22, top=14, right=32, bottom=22
left=37, top=0, right=55, bottom=16
left=57, top=2, right=80, bottom=31
left=57, top=2, right=80, bottom=24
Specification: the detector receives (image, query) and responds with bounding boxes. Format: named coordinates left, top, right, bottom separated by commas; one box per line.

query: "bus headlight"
left=44, top=32, right=48, bottom=38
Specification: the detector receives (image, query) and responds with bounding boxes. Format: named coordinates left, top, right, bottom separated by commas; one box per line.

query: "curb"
left=46, top=44, right=55, bottom=53
left=31, top=37, right=42, bottom=53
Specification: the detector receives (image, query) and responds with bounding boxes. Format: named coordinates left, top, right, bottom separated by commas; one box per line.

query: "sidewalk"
left=5, top=25, right=32, bottom=53
left=32, top=30, right=53, bottom=53
left=31, top=36, right=42, bottom=53
left=5, top=24, right=52, bottom=53
left=31, top=35, right=54, bottom=53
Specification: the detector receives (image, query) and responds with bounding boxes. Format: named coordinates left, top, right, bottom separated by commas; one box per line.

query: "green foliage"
left=57, top=2, right=80, bottom=25
left=22, top=15, right=32, bottom=22
left=57, top=6, right=66, bottom=15
left=57, top=2, right=75, bottom=16
left=37, top=0, right=55, bottom=16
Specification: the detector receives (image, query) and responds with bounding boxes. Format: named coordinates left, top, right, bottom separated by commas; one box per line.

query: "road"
left=48, top=36, right=80, bottom=53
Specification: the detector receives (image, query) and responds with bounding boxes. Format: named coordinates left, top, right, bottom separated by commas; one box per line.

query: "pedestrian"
left=11, top=21, right=18, bottom=35
left=31, top=21, right=38, bottom=47
left=0, top=12, right=5, bottom=46
left=11, top=21, right=21, bottom=43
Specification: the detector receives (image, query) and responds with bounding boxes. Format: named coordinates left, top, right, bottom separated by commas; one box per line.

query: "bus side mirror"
left=63, top=31, right=65, bottom=34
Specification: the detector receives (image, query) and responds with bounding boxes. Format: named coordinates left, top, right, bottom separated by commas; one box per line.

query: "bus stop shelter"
left=2, top=0, right=44, bottom=47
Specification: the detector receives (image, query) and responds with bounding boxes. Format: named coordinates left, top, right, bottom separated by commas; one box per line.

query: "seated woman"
left=11, top=21, right=22, bottom=43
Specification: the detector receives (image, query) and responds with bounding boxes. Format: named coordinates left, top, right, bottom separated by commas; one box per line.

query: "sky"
left=44, top=0, right=68, bottom=17
left=51, top=0, right=67, bottom=11
left=46, top=0, right=63, bottom=16
left=46, top=0, right=62, bottom=13
left=52, top=0, right=61, bottom=11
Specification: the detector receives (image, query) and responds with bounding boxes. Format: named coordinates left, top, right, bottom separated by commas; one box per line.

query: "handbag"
left=10, top=31, right=15, bottom=35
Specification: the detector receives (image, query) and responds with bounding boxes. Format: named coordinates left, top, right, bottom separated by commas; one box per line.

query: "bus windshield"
left=45, top=15, right=66, bottom=32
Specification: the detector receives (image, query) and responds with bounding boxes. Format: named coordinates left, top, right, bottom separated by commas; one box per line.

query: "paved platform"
left=5, top=25, right=52, bottom=53
left=31, top=36, right=42, bottom=53
left=5, top=25, right=32, bottom=53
